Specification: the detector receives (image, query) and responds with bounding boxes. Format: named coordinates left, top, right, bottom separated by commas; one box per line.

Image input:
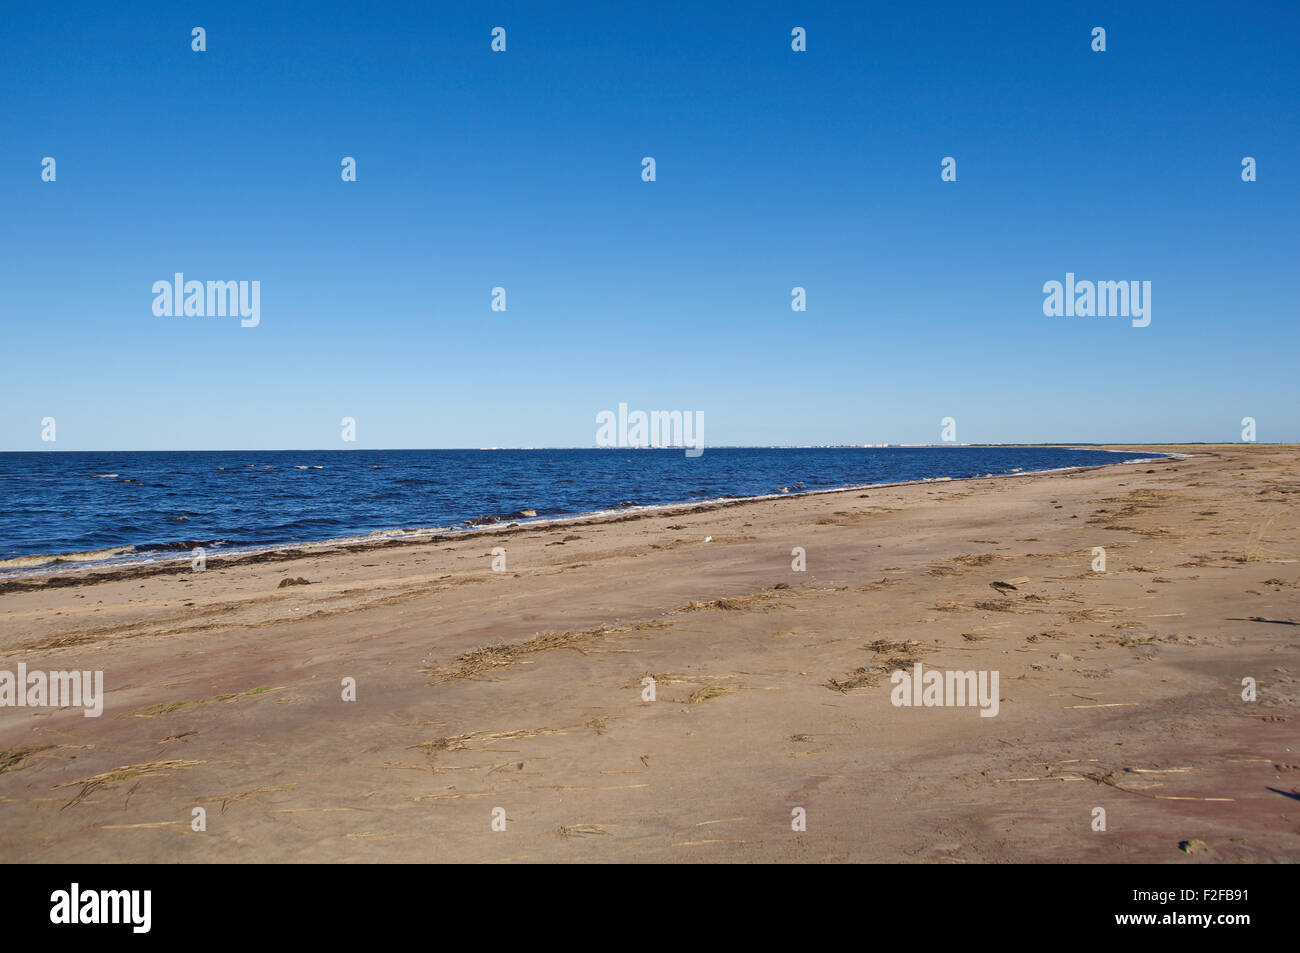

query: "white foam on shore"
left=0, top=545, right=137, bottom=570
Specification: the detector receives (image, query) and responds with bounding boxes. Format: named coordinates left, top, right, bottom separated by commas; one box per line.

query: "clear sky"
left=3, top=1, right=1297, bottom=450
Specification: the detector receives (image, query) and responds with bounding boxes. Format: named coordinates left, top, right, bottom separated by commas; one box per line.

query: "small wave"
left=134, top=539, right=227, bottom=553
left=0, top=545, right=136, bottom=570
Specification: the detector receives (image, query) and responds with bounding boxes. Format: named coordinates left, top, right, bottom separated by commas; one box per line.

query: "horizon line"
left=0, top=442, right=1286, bottom=454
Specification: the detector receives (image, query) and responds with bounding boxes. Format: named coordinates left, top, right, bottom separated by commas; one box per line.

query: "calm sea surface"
left=0, top=447, right=1161, bottom=570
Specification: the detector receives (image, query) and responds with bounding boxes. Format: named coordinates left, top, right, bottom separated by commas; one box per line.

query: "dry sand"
left=1, top=445, right=1297, bottom=863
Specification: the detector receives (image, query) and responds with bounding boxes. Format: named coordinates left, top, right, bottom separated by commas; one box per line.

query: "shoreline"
left=0, top=446, right=1173, bottom=588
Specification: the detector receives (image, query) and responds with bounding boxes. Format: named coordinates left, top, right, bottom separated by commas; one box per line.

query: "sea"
left=0, top=446, right=1164, bottom=573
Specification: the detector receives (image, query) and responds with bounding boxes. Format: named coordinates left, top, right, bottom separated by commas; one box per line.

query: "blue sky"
left=3, top=1, right=1297, bottom=450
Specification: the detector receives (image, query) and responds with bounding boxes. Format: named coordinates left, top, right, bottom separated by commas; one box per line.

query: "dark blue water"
left=0, top=447, right=1159, bottom=570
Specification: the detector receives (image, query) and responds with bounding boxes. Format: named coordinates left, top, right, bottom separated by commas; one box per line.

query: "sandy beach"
left=1, top=445, right=1297, bottom=863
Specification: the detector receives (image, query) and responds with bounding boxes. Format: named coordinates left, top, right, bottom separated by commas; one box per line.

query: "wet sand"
left=1, top=445, right=1297, bottom=862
